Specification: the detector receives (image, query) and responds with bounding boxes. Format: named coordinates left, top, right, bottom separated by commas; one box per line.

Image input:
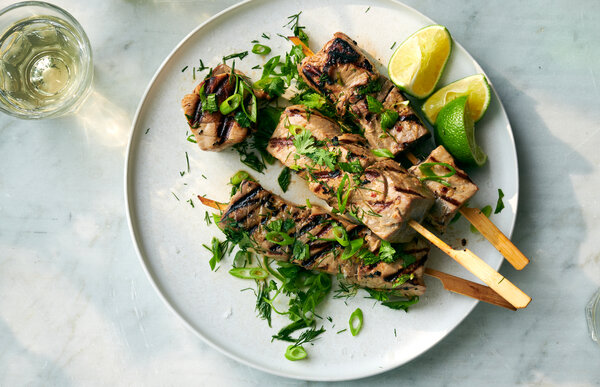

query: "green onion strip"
left=349, top=308, right=363, bottom=336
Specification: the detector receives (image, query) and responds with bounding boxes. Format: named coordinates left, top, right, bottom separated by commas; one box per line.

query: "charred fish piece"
left=181, top=64, right=257, bottom=151
left=219, top=179, right=428, bottom=295
left=408, top=146, right=479, bottom=231
left=267, top=106, right=435, bottom=243
left=298, top=32, right=429, bottom=155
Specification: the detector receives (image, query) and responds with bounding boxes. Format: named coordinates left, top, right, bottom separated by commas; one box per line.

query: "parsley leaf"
left=366, top=95, right=384, bottom=114
left=378, top=241, right=396, bottom=263
left=292, top=129, right=316, bottom=155
left=292, top=240, right=309, bottom=261
left=495, top=189, right=505, bottom=214
left=278, top=167, right=292, bottom=192
left=234, top=110, right=252, bottom=128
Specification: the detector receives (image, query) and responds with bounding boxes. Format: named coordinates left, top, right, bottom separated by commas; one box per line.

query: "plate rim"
left=124, top=0, right=520, bottom=381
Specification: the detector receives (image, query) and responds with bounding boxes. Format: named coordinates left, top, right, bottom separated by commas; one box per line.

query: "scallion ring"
left=341, top=238, right=364, bottom=260
left=252, top=43, right=272, bottom=55
left=228, top=267, right=269, bottom=280
left=418, top=162, right=457, bottom=187
left=265, top=231, right=294, bottom=246
left=349, top=308, right=363, bottom=336
left=287, top=125, right=304, bottom=136
left=219, top=94, right=242, bottom=115
left=230, top=170, right=250, bottom=186
left=285, top=345, right=307, bottom=361
left=332, top=226, right=349, bottom=247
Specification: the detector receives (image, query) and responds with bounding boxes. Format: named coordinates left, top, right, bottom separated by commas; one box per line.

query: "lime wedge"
left=434, top=95, right=487, bottom=166
left=423, top=74, right=491, bottom=124
left=388, top=25, right=452, bottom=99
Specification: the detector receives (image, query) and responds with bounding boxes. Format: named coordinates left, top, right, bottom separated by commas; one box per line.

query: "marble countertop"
left=1, top=0, right=599, bottom=385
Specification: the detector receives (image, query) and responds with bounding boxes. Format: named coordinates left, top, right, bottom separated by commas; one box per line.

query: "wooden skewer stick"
left=199, top=195, right=521, bottom=309
left=405, top=152, right=529, bottom=270
left=288, top=36, right=315, bottom=56
left=408, top=220, right=531, bottom=309
left=425, top=268, right=516, bottom=310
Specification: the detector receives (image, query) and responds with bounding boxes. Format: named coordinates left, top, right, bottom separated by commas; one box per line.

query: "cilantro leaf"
left=494, top=188, right=505, bottom=214
left=278, top=167, right=292, bottom=192
left=366, top=95, right=384, bottom=114
left=292, top=129, right=316, bottom=155
left=234, top=110, right=252, bottom=128
left=378, top=241, right=396, bottom=263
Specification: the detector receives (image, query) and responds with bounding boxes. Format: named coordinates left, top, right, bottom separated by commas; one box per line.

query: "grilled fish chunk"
left=266, top=106, right=435, bottom=243
left=298, top=33, right=429, bottom=155
left=354, top=160, right=435, bottom=242
left=219, top=180, right=427, bottom=295
left=181, top=64, right=252, bottom=151
left=408, top=146, right=479, bottom=231
left=354, top=78, right=430, bottom=154
left=298, top=32, right=377, bottom=117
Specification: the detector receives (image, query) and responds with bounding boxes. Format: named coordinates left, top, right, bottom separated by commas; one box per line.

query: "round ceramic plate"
left=125, top=0, right=518, bottom=381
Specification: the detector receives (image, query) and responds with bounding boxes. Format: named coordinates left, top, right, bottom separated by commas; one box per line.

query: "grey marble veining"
left=1, top=0, right=599, bottom=385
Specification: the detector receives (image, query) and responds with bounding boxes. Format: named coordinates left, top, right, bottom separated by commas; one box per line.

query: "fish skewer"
left=290, top=36, right=530, bottom=271
left=266, top=106, right=529, bottom=308
left=198, top=195, right=517, bottom=310
left=210, top=180, right=428, bottom=296
left=405, top=151, right=529, bottom=270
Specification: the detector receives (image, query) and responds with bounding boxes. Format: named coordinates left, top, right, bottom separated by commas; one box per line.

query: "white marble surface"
left=1, top=0, right=599, bottom=385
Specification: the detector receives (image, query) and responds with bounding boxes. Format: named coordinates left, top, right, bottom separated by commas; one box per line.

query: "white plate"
left=125, top=0, right=519, bottom=381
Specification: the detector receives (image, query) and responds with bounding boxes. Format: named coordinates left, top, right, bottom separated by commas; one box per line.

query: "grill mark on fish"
left=397, top=114, right=419, bottom=123
left=314, top=223, right=333, bottom=238
left=222, top=186, right=262, bottom=218
left=394, top=186, right=425, bottom=198
left=364, top=170, right=380, bottom=180
left=268, top=137, right=294, bottom=147
left=296, top=215, right=326, bottom=237
left=215, top=116, right=234, bottom=146
left=302, top=65, right=328, bottom=95
left=312, top=170, right=341, bottom=180
left=324, top=38, right=362, bottom=71
left=302, top=242, right=336, bottom=267
left=438, top=194, right=462, bottom=206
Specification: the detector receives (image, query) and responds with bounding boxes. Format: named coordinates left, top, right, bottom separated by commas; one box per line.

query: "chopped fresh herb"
left=187, top=198, right=194, bottom=208
left=282, top=218, right=295, bottom=232
left=252, top=43, right=271, bottom=55
left=378, top=241, right=396, bottom=263
left=197, top=59, right=208, bottom=71
left=357, top=79, right=382, bottom=95
left=471, top=205, right=492, bottom=233
left=382, top=297, right=419, bottom=311
left=185, top=151, right=190, bottom=172
left=285, top=11, right=308, bottom=44
left=171, top=192, right=179, bottom=201
left=332, top=226, right=349, bottom=247
left=380, top=109, right=399, bottom=131
left=278, top=167, right=292, bottom=192
left=230, top=170, right=250, bottom=187
left=204, top=211, right=212, bottom=225
left=494, top=189, right=505, bottom=214
left=418, top=162, right=456, bottom=187
left=203, top=93, right=218, bottom=113
left=292, top=239, right=309, bottom=261
left=256, top=280, right=276, bottom=327
left=145, top=127, right=150, bottom=134
left=337, top=328, right=347, bottom=334
left=261, top=32, right=270, bottom=39
left=305, top=198, right=312, bottom=208
left=394, top=328, right=397, bottom=337
left=285, top=345, right=307, bottom=361
left=390, top=41, right=396, bottom=50
left=203, top=237, right=225, bottom=271
left=186, top=134, right=197, bottom=143
left=229, top=267, right=269, bottom=280
left=335, top=174, right=353, bottom=214
left=265, top=231, right=294, bottom=246
left=341, top=238, right=363, bottom=260
left=234, top=110, right=252, bottom=128
left=251, top=39, right=259, bottom=43
left=252, top=64, right=261, bottom=70
left=401, top=253, right=416, bottom=267
left=349, top=308, right=363, bottom=336
left=254, top=76, right=285, bottom=97
left=181, top=66, right=188, bottom=72
left=192, top=67, right=196, bottom=80
left=365, top=6, right=371, bottom=13
left=366, top=95, right=384, bottom=113
left=222, top=51, right=249, bottom=61
left=338, top=160, right=363, bottom=174
left=371, top=148, right=394, bottom=158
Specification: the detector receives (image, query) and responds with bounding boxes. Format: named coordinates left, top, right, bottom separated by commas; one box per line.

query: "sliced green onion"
left=285, top=345, right=307, bottom=361
left=332, top=226, right=349, bottom=247
left=219, top=94, right=242, bottom=115
left=229, top=267, right=269, bottom=280
left=341, top=238, right=364, bottom=260
left=371, top=148, right=394, bottom=158
left=287, top=125, right=304, bottom=135
left=418, top=162, right=457, bottom=187
left=230, top=170, right=250, bottom=186
left=265, top=231, right=294, bottom=246
left=240, top=82, right=258, bottom=123
left=252, top=43, right=272, bottom=55
left=349, top=308, right=363, bottom=336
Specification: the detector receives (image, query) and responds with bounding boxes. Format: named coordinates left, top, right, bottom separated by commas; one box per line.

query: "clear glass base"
left=586, top=289, right=600, bottom=344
